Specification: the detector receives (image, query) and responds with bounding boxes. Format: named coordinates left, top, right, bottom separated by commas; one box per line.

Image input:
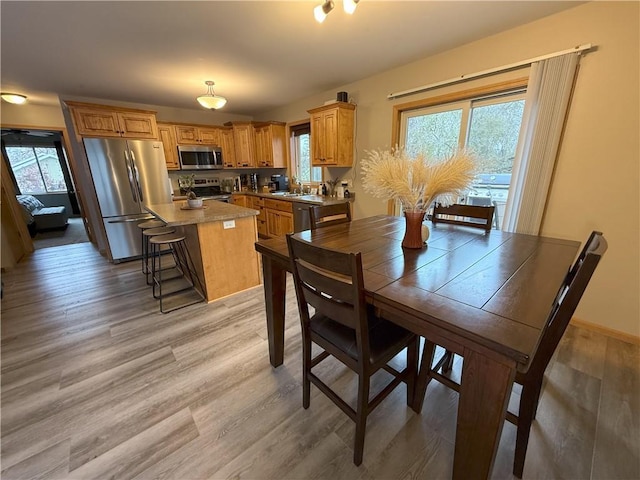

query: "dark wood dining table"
left=254, top=215, right=580, bottom=480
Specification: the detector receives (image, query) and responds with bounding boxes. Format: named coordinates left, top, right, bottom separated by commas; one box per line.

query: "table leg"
left=454, top=348, right=516, bottom=480
left=262, top=256, right=287, bottom=367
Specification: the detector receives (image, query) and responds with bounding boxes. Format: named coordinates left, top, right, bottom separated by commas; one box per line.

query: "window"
left=400, top=91, right=525, bottom=228
left=5, top=146, right=68, bottom=194
left=290, top=123, right=322, bottom=184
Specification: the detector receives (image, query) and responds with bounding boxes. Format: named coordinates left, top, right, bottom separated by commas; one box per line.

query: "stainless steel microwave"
left=178, top=145, right=223, bottom=170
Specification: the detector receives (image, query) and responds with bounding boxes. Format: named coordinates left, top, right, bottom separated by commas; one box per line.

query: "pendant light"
left=196, top=81, right=227, bottom=110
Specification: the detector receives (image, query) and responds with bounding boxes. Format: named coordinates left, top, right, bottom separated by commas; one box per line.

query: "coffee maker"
left=268, top=174, right=289, bottom=192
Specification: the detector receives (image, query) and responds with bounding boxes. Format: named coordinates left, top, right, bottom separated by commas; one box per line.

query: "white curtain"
left=502, top=52, right=580, bottom=234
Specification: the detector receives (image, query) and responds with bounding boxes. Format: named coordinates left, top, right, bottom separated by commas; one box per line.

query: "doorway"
left=1, top=128, right=89, bottom=250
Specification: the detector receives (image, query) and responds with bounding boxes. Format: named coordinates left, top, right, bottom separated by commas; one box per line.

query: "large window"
left=5, top=146, right=68, bottom=194
left=291, top=123, right=322, bottom=184
left=400, top=91, right=525, bottom=228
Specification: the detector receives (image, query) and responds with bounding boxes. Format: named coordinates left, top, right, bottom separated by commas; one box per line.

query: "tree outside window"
left=5, top=146, right=67, bottom=194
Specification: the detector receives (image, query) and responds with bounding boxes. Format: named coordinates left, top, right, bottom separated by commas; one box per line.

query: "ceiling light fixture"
left=196, top=81, right=227, bottom=110
left=1, top=93, right=27, bottom=105
left=343, top=0, right=359, bottom=14
left=314, top=0, right=334, bottom=23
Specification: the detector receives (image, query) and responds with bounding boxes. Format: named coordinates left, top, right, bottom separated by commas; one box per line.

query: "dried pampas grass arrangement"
left=361, top=148, right=477, bottom=213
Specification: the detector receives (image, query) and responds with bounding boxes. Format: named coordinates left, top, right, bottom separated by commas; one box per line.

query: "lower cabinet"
left=251, top=196, right=268, bottom=237
left=264, top=198, right=293, bottom=237
left=231, top=194, right=250, bottom=207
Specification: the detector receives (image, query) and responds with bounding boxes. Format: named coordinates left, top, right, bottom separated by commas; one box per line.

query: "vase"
left=402, top=211, right=426, bottom=249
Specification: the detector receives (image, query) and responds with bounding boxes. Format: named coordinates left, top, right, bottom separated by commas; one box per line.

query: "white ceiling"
left=1, top=1, right=581, bottom=116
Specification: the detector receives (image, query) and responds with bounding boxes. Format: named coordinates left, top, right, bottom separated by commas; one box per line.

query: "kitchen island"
left=145, top=200, right=260, bottom=302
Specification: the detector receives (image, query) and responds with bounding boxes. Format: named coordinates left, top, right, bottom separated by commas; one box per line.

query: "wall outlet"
left=223, top=220, right=236, bottom=229
left=347, top=180, right=353, bottom=188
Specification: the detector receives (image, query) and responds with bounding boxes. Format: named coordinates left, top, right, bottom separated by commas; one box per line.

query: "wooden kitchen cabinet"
left=219, top=127, right=236, bottom=168
left=67, top=101, right=159, bottom=140
left=230, top=122, right=256, bottom=168
left=254, top=122, right=286, bottom=168
left=157, top=123, right=180, bottom=170
left=174, top=125, right=220, bottom=145
left=264, top=198, right=293, bottom=237
left=250, top=196, right=268, bottom=237
left=231, top=194, right=250, bottom=208
left=308, top=102, right=355, bottom=166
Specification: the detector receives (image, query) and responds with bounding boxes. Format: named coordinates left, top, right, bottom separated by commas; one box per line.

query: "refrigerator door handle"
left=124, top=150, right=139, bottom=203
left=129, top=150, right=144, bottom=203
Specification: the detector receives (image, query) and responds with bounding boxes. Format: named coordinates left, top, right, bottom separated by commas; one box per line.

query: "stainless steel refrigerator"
left=83, top=138, right=172, bottom=262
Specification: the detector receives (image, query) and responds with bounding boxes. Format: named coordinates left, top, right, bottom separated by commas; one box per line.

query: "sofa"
left=16, top=194, right=69, bottom=235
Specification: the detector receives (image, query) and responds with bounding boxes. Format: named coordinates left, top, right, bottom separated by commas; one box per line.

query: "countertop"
left=146, top=200, right=258, bottom=227
left=235, top=191, right=353, bottom=205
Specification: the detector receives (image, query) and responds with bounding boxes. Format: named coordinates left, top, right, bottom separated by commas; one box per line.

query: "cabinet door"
left=219, top=128, right=236, bottom=168
left=232, top=195, right=250, bottom=207
left=254, top=126, right=273, bottom=167
left=322, top=110, right=338, bottom=164
left=233, top=125, right=256, bottom=168
left=278, top=211, right=293, bottom=236
left=71, top=107, right=121, bottom=137
left=116, top=112, right=158, bottom=139
left=157, top=124, right=180, bottom=170
left=266, top=209, right=280, bottom=237
left=174, top=126, right=200, bottom=144
left=199, top=127, right=220, bottom=145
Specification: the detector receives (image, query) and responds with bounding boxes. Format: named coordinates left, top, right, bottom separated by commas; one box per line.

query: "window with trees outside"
left=291, top=123, right=322, bottom=185
left=4, top=146, right=68, bottom=194
left=401, top=91, right=525, bottom=229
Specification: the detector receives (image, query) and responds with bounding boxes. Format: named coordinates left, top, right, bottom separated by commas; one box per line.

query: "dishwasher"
left=292, top=202, right=311, bottom=232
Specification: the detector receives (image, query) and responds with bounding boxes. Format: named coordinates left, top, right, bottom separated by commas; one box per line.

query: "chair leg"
left=413, top=340, right=436, bottom=412
left=406, top=337, right=419, bottom=411
left=353, top=374, right=370, bottom=466
left=302, top=334, right=311, bottom=409
left=513, top=380, right=541, bottom=478
left=442, top=350, right=454, bottom=372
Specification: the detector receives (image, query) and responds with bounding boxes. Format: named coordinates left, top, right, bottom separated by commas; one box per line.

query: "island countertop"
left=145, top=200, right=258, bottom=227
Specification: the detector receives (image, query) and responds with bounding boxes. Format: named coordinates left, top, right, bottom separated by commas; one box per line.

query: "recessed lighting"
left=1, top=93, right=27, bottom=105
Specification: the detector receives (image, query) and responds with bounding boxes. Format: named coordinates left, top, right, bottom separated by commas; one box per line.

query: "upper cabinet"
left=67, top=101, right=159, bottom=140
left=174, top=125, right=220, bottom=145
left=307, top=102, right=355, bottom=167
left=254, top=122, right=286, bottom=168
left=157, top=123, right=180, bottom=170
left=219, top=127, right=236, bottom=168
left=230, top=122, right=256, bottom=168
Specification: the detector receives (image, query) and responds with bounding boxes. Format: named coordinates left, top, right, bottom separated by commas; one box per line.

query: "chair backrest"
left=309, top=203, right=352, bottom=230
left=286, top=234, right=369, bottom=353
left=527, top=231, right=607, bottom=378
left=432, top=203, right=495, bottom=232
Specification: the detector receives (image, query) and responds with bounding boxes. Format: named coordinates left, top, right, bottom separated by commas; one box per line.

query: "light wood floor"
left=1, top=243, right=638, bottom=479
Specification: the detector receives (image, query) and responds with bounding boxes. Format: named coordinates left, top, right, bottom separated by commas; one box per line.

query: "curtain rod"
left=387, top=43, right=593, bottom=100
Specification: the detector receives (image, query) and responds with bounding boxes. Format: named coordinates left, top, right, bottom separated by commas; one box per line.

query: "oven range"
left=180, top=177, right=231, bottom=203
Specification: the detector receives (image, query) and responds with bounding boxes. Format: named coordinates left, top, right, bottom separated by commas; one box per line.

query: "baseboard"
left=571, top=317, right=640, bottom=346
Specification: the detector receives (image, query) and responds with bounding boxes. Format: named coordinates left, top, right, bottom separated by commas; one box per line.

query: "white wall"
left=260, top=2, right=639, bottom=338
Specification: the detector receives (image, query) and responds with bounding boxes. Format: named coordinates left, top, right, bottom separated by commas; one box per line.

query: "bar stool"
left=142, top=226, right=176, bottom=285
left=137, top=219, right=166, bottom=277
left=149, top=231, right=204, bottom=313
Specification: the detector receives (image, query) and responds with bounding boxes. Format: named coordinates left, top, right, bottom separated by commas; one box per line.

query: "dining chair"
left=414, top=231, right=607, bottom=478
left=286, top=234, right=419, bottom=466
left=308, top=202, right=352, bottom=230
left=431, top=203, right=495, bottom=232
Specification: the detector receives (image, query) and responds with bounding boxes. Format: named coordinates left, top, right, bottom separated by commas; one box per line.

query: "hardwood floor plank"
left=592, top=338, right=640, bottom=479
left=69, top=408, right=199, bottom=480
left=1, top=243, right=637, bottom=479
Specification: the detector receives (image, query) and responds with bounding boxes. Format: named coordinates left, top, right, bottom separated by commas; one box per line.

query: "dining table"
left=254, top=215, right=580, bottom=480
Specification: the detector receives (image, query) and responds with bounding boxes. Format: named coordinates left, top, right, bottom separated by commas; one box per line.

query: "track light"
left=343, top=0, right=359, bottom=14
left=314, top=1, right=334, bottom=23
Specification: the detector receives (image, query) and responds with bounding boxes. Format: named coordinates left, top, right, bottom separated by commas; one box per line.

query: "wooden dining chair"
left=431, top=203, right=495, bottom=232
left=415, top=231, right=607, bottom=478
left=286, top=234, right=419, bottom=466
left=308, top=202, right=351, bottom=230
